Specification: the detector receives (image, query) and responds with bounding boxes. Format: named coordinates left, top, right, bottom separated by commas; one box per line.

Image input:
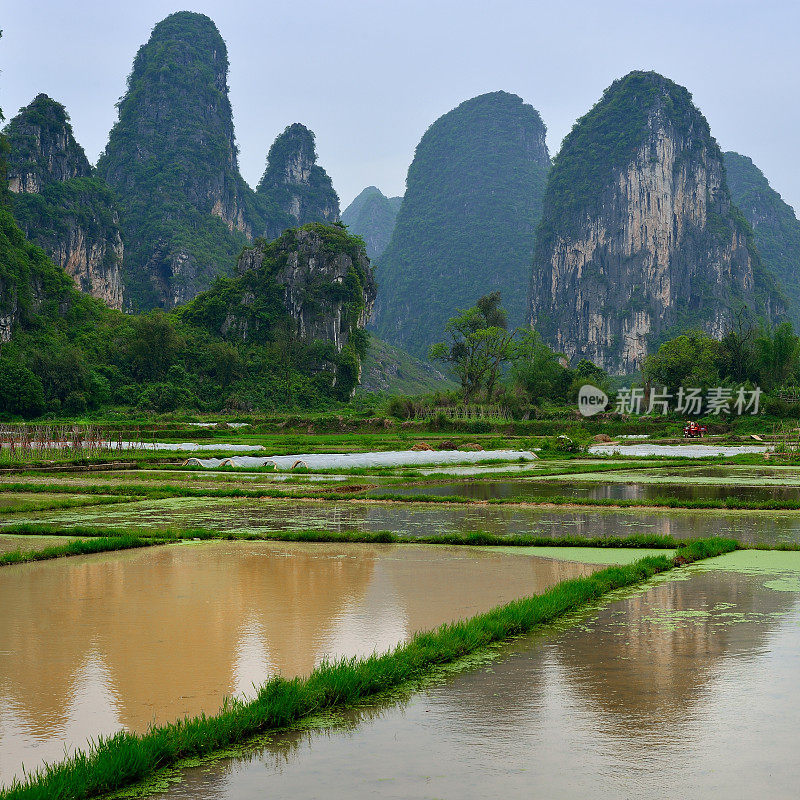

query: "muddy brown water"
left=14, top=496, right=800, bottom=545
left=0, top=540, right=597, bottom=784
left=147, top=554, right=800, bottom=800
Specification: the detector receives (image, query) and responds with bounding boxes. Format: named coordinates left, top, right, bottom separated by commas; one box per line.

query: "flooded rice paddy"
left=6, top=456, right=800, bottom=796
left=147, top=552, right=800, bottom=800
left=0, top=540, right=598, bottom=784
left=377, top=478, right=800, bottom=503
left=11, top=494, right=800, bottom=545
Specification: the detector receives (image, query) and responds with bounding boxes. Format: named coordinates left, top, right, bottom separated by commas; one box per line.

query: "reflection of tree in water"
left=552, top=570, right=797, bottom=733
left=396, top=570, right=797, bottom=741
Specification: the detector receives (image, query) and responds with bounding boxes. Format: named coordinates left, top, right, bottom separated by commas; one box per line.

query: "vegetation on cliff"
left=97, top=12, right=257, bottom=310
left=341, top=186, right=402, bottom=259
left=4, top=95, right=124, bottom=308
left=725, top=151, right=800, bottom=328
left=178, top=223, right=375, bottom=402
left=0, top=183, right=375, bottom=416
left=257, top=123, right=339, bottom=229
left=359, top=334, right=455, bottom=395
left=373, top=91, right=551, bottom=356
left=535, top=72, right=715, bottom=253
left=95, top=13, right=344, bottom=310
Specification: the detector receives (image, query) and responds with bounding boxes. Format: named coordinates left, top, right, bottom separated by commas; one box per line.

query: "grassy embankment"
left=0, top=536, right=736, bottom=800
left=0, top=496, right=135, bottom=515
left=0, top=535, right=161, bottom=567
left=0, top=522, right=687, bottom=548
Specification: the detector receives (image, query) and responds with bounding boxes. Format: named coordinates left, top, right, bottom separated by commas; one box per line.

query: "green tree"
left=642, top=331, right=722, bottom=394
left=430, top=292, right=516, bottom=400
left=0, top=359, right=46, bottom=418
left=754, top=322, right=799, bottom=389
left=127, top=311, right=183, bottom=382
left=510, top=330, right=571, bottom=403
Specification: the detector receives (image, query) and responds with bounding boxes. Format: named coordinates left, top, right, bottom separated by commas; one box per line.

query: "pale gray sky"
left=2, top=0, right=798, bottom=212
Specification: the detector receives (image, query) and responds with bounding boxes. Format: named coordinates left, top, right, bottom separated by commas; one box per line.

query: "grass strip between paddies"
left=0, top=536, right=737, bottom=800
left=0, top=523, right=697, bottom=549
left=0, top=536, right=162, bottom=567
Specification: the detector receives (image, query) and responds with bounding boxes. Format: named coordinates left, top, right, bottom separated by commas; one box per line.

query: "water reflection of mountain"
left=552, top=570, right=798, bottom=730
left=138, top=570, right=800, bottom=800
left=0, top=542, right=376, bottom=742
left=428, top=569, right=796, bottom=738
left=0, top=541, right=586, bottom=784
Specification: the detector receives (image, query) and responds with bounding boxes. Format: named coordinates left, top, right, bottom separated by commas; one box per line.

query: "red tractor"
left=683, top=421, right=707, bottom=439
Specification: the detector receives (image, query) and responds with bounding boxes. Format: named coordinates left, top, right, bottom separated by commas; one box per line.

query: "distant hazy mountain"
left=372, top=91, right=551, bottom=358
left=725, top=151, right=800, bottom=328
left=341, top=187, right=402, bottom=259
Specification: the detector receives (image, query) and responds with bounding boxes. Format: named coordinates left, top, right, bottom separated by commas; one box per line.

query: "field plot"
left=7, top=494, right=800, bottom=546
left=2, top=446, right=800, bottom=799
left=0, top=540, right=602, bottom=784
left=143, top=553, right=800, bottom=800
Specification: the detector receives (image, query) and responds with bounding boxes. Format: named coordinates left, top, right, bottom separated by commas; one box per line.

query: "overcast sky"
left=2, top=0, right=798, bottom=213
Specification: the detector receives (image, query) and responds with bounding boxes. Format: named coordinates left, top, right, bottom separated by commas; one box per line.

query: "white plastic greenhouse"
left=181, top=449, right=537, bottom=470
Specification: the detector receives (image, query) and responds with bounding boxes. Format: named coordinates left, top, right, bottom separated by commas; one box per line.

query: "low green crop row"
left=0, top=522, right=696, bottom=549
left=0, top=535, right=161, bottom=567
left=0, top=537, right=737, bottom=800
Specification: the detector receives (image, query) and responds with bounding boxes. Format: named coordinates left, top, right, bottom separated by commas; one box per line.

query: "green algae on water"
left=692, top=550, right=800, bottom=575
left=478, top=546, right=675, bottom=565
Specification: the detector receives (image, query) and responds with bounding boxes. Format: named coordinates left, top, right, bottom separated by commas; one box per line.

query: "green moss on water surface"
left=480, top=546, right=675, bottom=565
left=691, top=549, right=800, bottom=574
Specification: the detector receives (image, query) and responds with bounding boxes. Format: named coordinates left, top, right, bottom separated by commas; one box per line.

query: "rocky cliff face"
left=97, top=12, right=260, bottom=310
left=230, top=224, right=374, bottom=350
left=4, top=95, right=124, bottom=309
left=725, top=151, right=800, bottom=328
left=373, top=91, right=551, bottom=357
left=181, top=223, right=375, bottom=396
left=529, top=72, right=780, bottom=373
left=5, top=94, right=91, bottom=192
left=96, top=13, right=343, bottom=311
left=256, top=124, right=340, bottom=233
left=341, top=186, right=402, bottom=259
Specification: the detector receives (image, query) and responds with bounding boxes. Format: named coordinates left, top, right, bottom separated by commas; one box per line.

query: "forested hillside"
left=372, top=91, right=551, bottom=357
left=725, top=151, right=800, bottom=328
left=342, top=187, right=402, bottom=259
